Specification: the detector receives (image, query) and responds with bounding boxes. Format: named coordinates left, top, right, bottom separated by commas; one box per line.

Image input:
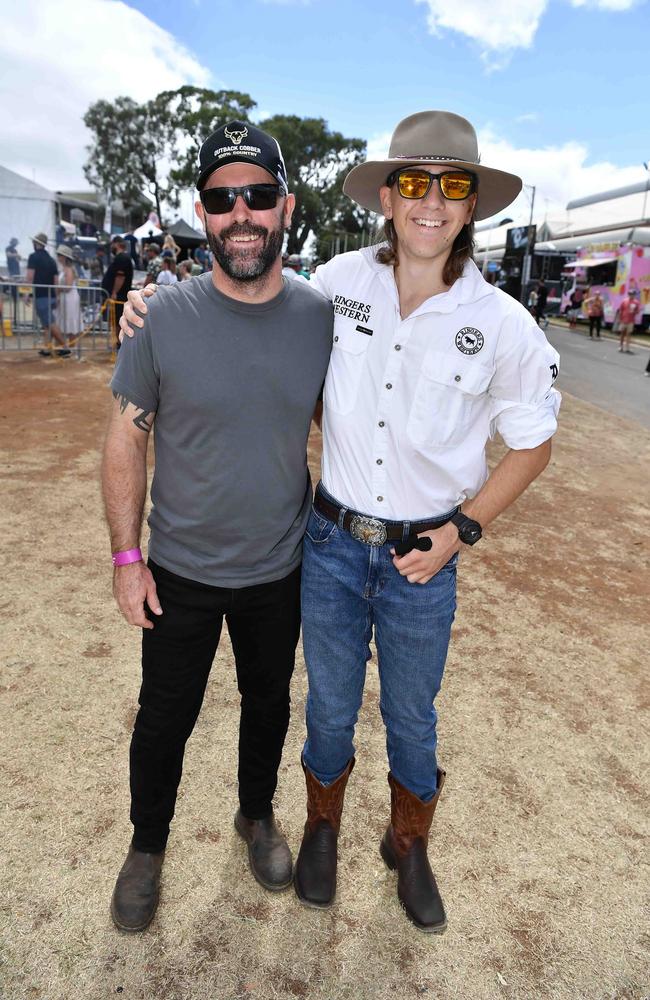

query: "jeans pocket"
left=305, top=507, right=337, bottom=544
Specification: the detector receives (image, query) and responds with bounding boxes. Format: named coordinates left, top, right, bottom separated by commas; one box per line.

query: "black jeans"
left=589, top=315, right=602, bottom=337
left=129, top=560, right=301, bottom=853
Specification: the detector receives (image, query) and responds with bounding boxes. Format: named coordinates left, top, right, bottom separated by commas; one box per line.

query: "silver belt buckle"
left=349, top=515, right=387, bottom=546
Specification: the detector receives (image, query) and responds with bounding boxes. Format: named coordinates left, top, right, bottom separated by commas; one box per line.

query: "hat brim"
left=31, top=235, right=48, bottom=246
left=343, top=159, right=522, bottom=222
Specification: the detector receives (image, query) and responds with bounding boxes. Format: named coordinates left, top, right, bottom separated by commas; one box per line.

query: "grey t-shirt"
left=111, top=273, right=333, bottom=587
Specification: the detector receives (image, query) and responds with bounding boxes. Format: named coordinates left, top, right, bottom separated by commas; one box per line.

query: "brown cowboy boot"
left=380, top=770, right=447, bottom=933
left=234, top=809, right=293, bottom=891
left=110, top=843, right=165, bottom=932
left=294, top=757, right=355, bottom=908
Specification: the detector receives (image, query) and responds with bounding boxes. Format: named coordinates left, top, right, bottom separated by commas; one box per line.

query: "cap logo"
left=224, top=126, right=248, bottom=146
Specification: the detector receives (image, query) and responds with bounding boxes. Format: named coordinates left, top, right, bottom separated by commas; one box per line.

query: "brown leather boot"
left=380, top=770, right=447, bottom=933
left=234, top=809, right=293, bottom=891
left=294, top=757, right=354, bottom=908
left=110, top=843, right=165, bottom=932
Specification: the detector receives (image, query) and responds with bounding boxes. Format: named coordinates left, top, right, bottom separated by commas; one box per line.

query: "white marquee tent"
left=0, top=165, right=57, bottom=271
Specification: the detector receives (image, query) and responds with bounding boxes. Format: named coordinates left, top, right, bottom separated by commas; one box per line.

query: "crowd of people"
left=1, top=229, right=244, bottom=353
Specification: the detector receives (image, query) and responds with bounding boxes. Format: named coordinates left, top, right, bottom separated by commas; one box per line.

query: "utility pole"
left=520, top=184, right=536, bottom=303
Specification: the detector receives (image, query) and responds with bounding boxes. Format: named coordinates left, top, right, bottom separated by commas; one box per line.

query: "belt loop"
left=338, top=507, right=348, bottom=530
left=402, top=520, right=411, bottom=542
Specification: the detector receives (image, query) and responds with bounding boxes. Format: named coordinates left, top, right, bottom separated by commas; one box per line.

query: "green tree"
left=83, top=97, right=161, bottom=219
left=258, top=115, right=366, bottom=255
left=83, top=88, right=255, bottom=222
left=158, top=86, right=256, bottom=207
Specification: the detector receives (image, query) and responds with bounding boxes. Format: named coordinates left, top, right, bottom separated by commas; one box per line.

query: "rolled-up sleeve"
left=488, top=312, right=561, bottom=450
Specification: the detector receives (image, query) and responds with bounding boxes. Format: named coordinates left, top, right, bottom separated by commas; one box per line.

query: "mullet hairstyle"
left=375, top=177, right=477, bottom=286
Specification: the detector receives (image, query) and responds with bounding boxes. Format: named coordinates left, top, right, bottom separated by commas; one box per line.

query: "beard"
left=206, top=219, right=284, bottom=283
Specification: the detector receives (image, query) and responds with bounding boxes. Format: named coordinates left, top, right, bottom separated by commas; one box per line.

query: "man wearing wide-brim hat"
left=293, top=110, right=561, bottom=932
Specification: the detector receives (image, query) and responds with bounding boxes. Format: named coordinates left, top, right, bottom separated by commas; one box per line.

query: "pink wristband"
left=112, top=547, right=143, bottom=567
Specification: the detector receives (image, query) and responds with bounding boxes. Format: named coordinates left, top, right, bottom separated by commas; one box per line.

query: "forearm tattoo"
left=112, top=391, right=154, bottom=432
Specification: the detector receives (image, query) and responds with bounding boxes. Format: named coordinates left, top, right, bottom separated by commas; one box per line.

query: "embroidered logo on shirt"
left=455, top=327, right=484, bottom=355
left=333, top=294, right=372, bottom=327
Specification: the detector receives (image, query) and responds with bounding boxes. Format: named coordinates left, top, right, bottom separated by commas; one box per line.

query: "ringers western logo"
left=224, top=126, right=248, bottom=145
left=455, top=327, right=484, bottom=355
left=333, top=294, right=372, bottom=328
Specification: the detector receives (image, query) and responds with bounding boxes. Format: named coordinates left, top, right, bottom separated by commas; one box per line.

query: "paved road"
left=545, top=323, right=650, bottom=429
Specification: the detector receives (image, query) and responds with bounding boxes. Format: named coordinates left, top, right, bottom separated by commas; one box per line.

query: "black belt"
left=314, top=489, right=456, bottom=546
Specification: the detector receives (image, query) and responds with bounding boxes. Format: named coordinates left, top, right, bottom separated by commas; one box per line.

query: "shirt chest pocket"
left=323, top=323, right=371, bottom=416
left=407, top=352, right=493, bottom=448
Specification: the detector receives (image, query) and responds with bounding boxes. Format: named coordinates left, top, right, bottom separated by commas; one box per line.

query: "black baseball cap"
left=196, top=121, right=289, bottom=192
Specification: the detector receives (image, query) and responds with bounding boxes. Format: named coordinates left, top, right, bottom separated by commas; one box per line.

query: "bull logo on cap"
left=224, top=126, right=248, bottom=145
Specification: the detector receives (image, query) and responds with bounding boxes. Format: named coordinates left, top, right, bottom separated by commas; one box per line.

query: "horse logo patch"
left=455, top=327, right=484, bottom=355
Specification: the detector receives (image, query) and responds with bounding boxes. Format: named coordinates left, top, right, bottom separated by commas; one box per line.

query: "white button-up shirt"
left=311, top=247, right=561, bottom=521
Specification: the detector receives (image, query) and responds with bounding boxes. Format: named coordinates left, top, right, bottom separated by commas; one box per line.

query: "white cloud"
left=476, top=128, right=645, bottom=224
left=0, top=0, right=211, bottom=192
left=416, top=0, right=644, bottom=66
left=415, top=0, right=548, bottom=61
left=362, top=124, right=646, bottom=225
left=515, top=112, right=539, bottom=124
left=571, top=0, right=641, bottom=8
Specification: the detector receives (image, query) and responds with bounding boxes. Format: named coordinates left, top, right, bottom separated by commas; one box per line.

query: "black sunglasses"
left=200, top=183, right=285, bottom=215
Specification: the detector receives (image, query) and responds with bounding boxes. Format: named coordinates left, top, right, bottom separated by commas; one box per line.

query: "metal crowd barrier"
left=0, top=280, right=124, bottom=358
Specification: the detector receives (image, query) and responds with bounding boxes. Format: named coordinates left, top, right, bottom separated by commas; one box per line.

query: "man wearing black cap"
left=102, top=121, right=333, bottom=931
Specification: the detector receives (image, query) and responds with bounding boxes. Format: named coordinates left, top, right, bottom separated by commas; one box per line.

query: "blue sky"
left=2, top=0, right=649, bottom=226
left=128, top=0, right=648, bottom=164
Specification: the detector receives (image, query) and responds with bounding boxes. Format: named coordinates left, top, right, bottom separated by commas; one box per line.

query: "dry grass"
left=0, top=354, right=648, bottom=1000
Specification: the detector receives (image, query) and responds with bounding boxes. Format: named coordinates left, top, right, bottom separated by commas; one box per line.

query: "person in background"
left=583, top=290, right=604, bottom=339
left=123, top=231, right=141, bottom=271
left=534, top=279, right=549, bottom=329
left=568, top=286, right=584, bottom=329
left=616, top=289, right=641, bottom=353
left=101, top=238, right=134, bottom=348
left=5, top=237, right=21, bottom=321
left=6, top=237, right=21, bottom=277
left=26, top=233, right=70, bottom=357
left=282, top=252, right=309, bottom=285
left=193, top=240, right=209, bottom=272
left=143, top=244, right=163, bottom=287
left=157, top=256, right=178, bottom=285
left=162, top=233, right=181, bottom=259
left=56, top=245, right=82, bottom=348
left=178, top=260, right=193, bottom=281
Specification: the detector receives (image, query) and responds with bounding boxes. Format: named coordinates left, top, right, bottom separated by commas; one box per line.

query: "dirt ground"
left=1, top=353, right=648, bottom=1000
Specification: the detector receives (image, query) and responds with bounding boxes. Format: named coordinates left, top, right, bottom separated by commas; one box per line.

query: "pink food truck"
left=560, top=242, right=650, bottom=328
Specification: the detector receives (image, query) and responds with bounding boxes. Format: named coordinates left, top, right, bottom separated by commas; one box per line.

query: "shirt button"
left=454, top=375, right=461, bottom=382
left=385, top=383, right=392, bottom=390
left=394, top=344, right=401, bottom=351
left=378, top=421, right=385, bottom=427
left=376, top=459, right=382, bottom=465
left=377, top=496, right=384, bottom=502
left=334, top=335, right=339, bottom=342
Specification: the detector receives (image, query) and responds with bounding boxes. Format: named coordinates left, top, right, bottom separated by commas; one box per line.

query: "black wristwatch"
left=450, top=511, right=482, bottom=546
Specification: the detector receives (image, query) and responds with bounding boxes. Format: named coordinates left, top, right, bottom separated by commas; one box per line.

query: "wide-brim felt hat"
left=56, top=244, right=75, bottom=260
left=31, top=232, right=49, bottom=247
left=343, top=111, right=522, bottom=222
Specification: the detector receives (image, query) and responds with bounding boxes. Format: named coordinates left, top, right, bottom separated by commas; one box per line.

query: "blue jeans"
left=301, top=490, right=458, bottom=802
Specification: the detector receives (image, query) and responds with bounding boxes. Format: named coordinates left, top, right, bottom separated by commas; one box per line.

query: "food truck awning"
left=563, top=255, right=618, bottom=268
